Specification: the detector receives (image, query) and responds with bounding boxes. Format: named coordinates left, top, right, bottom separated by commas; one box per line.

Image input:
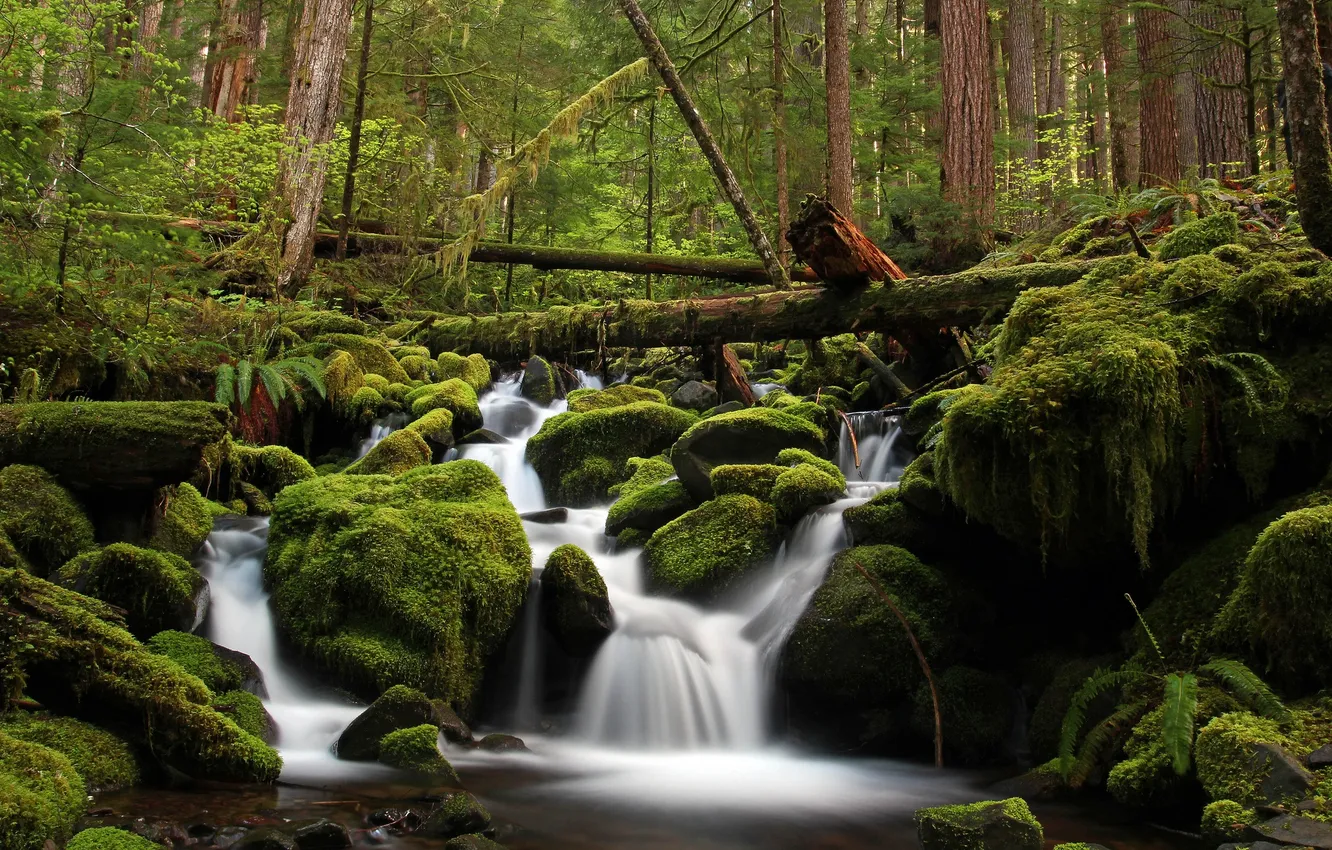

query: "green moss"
left=1, top=567, right=282, bottom=782
left=568, top=384, right=667, bottom=412
left=345, top=429, right=432, bottom=476
left=527, top=402, right=696, bottom=506
left=771, top=462, right=845, bottom=524
left=1105, top=706, right=1181, bottom=807
left=670, top=407, right=826, bottom=501
left=316, top=334, right=411, bottom=384
left=1029, top=659, right=1103, bottom=762
left=399, top=354, right=437, bottom=382
left=379, top=724, right=459, bottom=781
left=776, top=447, right=842, bottom=481
left=212, top=690, right=269, bottom=740
left=66, top=827, right=164, bottom=850
left=1201, top=800, right=1257, bottom=842
left=364, top=373, right=391, bottom=393
left=0, top=464, right=95, bottom=575
left=146, top=630, right=248, bottom=692
left=394, top=345, right=433, bottom=361
left=228, top=442, right=317, bottom=501
left=1214, top=504, right=1332, bottom=686
left=1195, top=712, right=1292, bottom=806
left=842, top=487, right=945, bottom=554
left=56, top=543, right=204, bottom=639
left=407, top=407, right=454, bottom=443
left=265, top=462, right=530, bottom=709
left=783, top=545, right=955, bottom=706
left=0, top=712, right=138, bottom=792
left=644, top=494, right=779, bottom=597
left=915, top=798, right=1043, bottom=850
left=911, top=666, right=1013, bottom=765
left=285, top=311, right=369, bottom=340
left=540, top=543, right=612, bottom=653
left=149, top=483, right=226, bottom=559
left=437, top=353, right=491, bottom=392
left=786, top=334, right=866, bottom=394
left=607, top=455, right=674, bottom=499
left=606, top=479, right=693, bottom=537
left=710, top=464, right=784, bottom=499
left=323, top=349, right=366, bottom=416
left=347, top=386, right=386, bottom=425
left=407, top=379, right=481, bottom=429
left=1156, top=212, right=1240, bottom=260
left=0, top=730, right=86, bottom=850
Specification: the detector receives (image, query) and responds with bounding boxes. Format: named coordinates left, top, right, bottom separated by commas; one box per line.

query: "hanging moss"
left=568, top=384, right=667, bottom=412
left=345, top=429, right=433, bottom=476
left=316, top=334, right=411, bottom=384
left=644, top=494, right=780, bottom=597
left=0, top=464, right=95, bottom=575
left=265, top=462, right=530, bottom=710
left=149, top=483, right=228, bottom=559
left=1155, top=212, right=1240, bottom=260
left=55, top=543, right=205, bottom=639
left=0, top=730, right=85, bottom=850
left=0, top=712, right=139, bottom=792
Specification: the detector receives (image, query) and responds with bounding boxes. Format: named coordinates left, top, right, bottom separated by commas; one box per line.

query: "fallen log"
left=417, top=260, right=1097, bottom=360
left=787, top=196, right=907, bottom=287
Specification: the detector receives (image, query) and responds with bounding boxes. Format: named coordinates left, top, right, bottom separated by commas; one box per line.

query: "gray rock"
left=213, top=826, right=250, bottom=849
left=293, top=819, right=351, bottom=850
left=672, top=380, right=719, bottom=412
left=444, top=836, right=505, bottom=850
left=417, top=792, right=492, bottom=840
left=457, top=428, right=509, bottom=446
left=1308, top=744, right=1332, bottom=768
left=235, top=828, right=296, bottom=850
left=477, top=733, right=529, bottom=753
left=703, top=401, right=746, bottom=418
left=520, top=507, right=568, bottom=524
left=431, top=700, right=473, bottom=745
left=1253, top=743, right=1315, bottom=803
left=1248, top=814, right=1332, bottom=849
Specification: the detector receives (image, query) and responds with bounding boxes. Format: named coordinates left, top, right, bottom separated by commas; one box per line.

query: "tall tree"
left=825, top=0, right=854, bottom=214
left=273, top=0, right=356, bottom=295
left=1277, top=0, right=1332, bottom=253
left=205, top=0, right=264, bottom=121
left=335, top=0, right=373, bottom=261
left=773, top=0, right=791, bottom=266
left=1175, top=0, right=1201, bottom=172
left=1137, top=5, right=1182, bottom=185
left=1003, top=0, right=1037, bottom=170
left=1194, top=3, right=1249, bottom=177
left=940, top=0, right=995, bottom=228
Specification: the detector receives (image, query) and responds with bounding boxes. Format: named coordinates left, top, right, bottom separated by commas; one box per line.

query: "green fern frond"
left=1201, top=659, right=1290, bottom=721
left=1162, top=672, right=1199, bottom=775
left=237, top=359, right=254, bottom=412
left=1126, top=593, right=1166, bottom=669
left=258, top=364, right=287, bottom=410
left=1059, top=667, right=1147, bottom=778
left=214, top=364, right=237, bottom=407
left=1067, top=700, right=1148, bottom=788
left=279, top=356, right=327, bottom=399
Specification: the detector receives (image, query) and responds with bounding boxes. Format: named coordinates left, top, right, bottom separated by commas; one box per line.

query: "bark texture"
left=1194, top=4, right=1249, bottom=177
left=1003, top=0, right=1037, bottom=169
left=206, top=0, right=264, bottom=122
left=1136, top=5, right=1182, bottom=185
left=1102, top=0, right=1134, bottom=188
left=1277, top=0, right=1332, bottom=253
left=773, top=0, right=791, bottom=266
left=274, top=0, right=356, bottom=296
left=939, top=0, right=995, bottom=227
left=825, top=0, right=855, bottom=215
left=786, top=196, right=906, bottom=287
left=336, top=0, right=373, bottom=261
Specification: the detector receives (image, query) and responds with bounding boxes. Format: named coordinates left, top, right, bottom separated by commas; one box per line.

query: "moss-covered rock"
left=0, top=464, right=95, bottom=575
left=67, top=827, right=165, bottom=850
left=1, top=568, right=281, bottom=782
left=435, top=352, right=493, bottom=393
left=911, top=666, right=1013, bottom=765
left=0, top=712, right=138, bottom=792
left=842, top=487, right=947, bottom=555
left=399, top=354, right=437, bottom=382
left=406, top=407, right=456, bottom=460
left=348, top=385, right=387, bottom=424
left=644, top=494, right=780, bottom=598
left=266, top=462, right=530, bottom=708
left=406, top=379, right=482, bottom=434
left=149, top=482, right=228, bottom=559
left=540, top=544, right=613, bottom=655
left=710, top=463, right=785, bottom=499
left=56, top=543, right=205, bottom=639
left=315, top=334, right=411, bottom=384
left=345, top=428, right=432, bottom=476
left=520, top=356, right=559, bottom=405
left=786, top=334, right=866, bottom=395
left=147, top=630, right=265, bottom=696
left=771, top=460, right=845, bottom=524
left=1155, top=211, right=1240, bottom=261
left=527, top=402, right=696, bottom=506
left=443, top=835, right=506, bottom=850
left=227, top=442, right=317, bottom=502
left=378, top=723, right=459, bottom=781
left=915, top=798, right=1043, bottom=850
left=670, top=408, right=826, bottom=501
left=417, top=791, right=492, bottom=840
left=324, top=349, right=366, bottom=417
left=0, top=730, right=86, bottom=850
left=1201, top=799, right=1257, bottom=843
left=336, top=684, right=438, bottom=761
left=1195, top=712, right=1300, bottom=806
left=285, top=311, right=369, bottom=340
left=1104, top=706, right=1182, bottom=808
left=569, top=384, right=666, bottom=412
left=1028, top=659, right=1104, bottom=762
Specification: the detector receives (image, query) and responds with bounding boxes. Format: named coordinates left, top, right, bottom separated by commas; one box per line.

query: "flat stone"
left=1253, top=743, right=1315, bottom=803
left=477, top=733, right=529, bottom=753
left=1249, top=814, right=1332, bottom=849
left=520, top=508, right=567, bottom=524
left=1308, top=744, right=1332, bottom=768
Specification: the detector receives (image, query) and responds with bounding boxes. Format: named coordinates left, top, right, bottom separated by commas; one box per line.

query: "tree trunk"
left=206, top=0, right=263, bottom=122
left=825, top=0, right=855, bottom=215
left=1045, top=9, right=1067, bottom=163
left=1003, top=0, right=1037, bottom=170
left=717, top=342, right=757, bottom=405
left=786, top=196, right=907, bottom=287
left=1195, top=4, right=1249, bottom=178
left=939, top=0, right=996, bottom=229
left=335, top=0, right=373, bottom=262
left=773, top=0, right=791, bottom=267
left=618, top=0, right=790, bottom=288
left=274, top=0, right=356, bottom=296
left=1102, top=1, right=1131, bottom=188
left=1174, top=0, right=1201, bottom=173
left=1136, top=5, right=1182, bottom=185
left=1277, top=0, right=1332, bottom=253
left=133, top=0, right=163, bottom=75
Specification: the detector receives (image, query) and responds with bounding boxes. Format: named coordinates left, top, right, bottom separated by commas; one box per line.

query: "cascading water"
left=356, top=412, right=409, bottom=458
left=838, top=410, right=913, bottom=489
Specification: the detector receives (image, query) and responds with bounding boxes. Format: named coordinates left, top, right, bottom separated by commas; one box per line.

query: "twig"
left=852, top=560, right=943, bottom=768
left=836, top=409, right=860, bottom=472
left=1126, top=219, right=1152, bottom=259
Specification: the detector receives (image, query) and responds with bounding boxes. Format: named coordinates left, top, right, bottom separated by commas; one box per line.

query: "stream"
left=92, top=376, right=1196, bottom=849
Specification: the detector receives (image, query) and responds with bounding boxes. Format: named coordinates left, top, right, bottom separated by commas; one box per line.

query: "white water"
left=356, top=412, right=409, bottom=458
left=838, top=411, right=912, bottom=485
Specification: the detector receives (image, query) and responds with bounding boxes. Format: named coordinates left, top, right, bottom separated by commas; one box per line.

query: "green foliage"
left=1156, top=212, right=1241, bottom=261
left=1161, top=672, right=1199, bottom=775
left=644, top=494, right=779, bottom=597
left=66, top=828, right=164, bottom=850
left=1200, top=800, right=1257, bottom=842
left=55, top=543, right=204, bottom=639
left=146, top=630, right=249, bottom=692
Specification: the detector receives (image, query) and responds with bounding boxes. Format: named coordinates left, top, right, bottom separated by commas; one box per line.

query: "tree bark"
left=1194, top=4, right=1249, bottom=178
left=1277, top=0, right=1332, bottom=253
left=274, top=0, right=356, bottom=296
left=1003, top=0, right=1037, bottom=170
left=1102, top=0, right=1134, bottom=188
left=335, top=0, right=373, bottom=262
left=206, top=0, right=263, bottom=122
left=1174, top=0, right=1201, bottom=173
left=773, top=0, right=791, bottom=267
left=618, top=0, right=790, bottom=288
left=940, top=0, right=996, bottom=228
left=786, top=195, right=906, bottom=287
left=133, top=0, right=163, bottom=75
left=1136, top=5, right=1182, bottom=185
left=825, top=0, right=855, bottom=215
left=717, top=342, right=757, bottom=405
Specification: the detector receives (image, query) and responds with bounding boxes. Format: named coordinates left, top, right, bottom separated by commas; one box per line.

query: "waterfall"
left=356, top=412, right=409, bottom=458
left=838, top=411, right=912, bottom=488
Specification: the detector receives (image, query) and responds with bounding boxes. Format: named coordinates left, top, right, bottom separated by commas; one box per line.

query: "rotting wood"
left=716, top=341, right=756, bottom=405
left=786, top=196, right=906, bottom=287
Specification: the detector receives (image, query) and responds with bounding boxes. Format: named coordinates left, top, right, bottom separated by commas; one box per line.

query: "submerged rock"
left=670, top=408, right=826, bottom=501
left=417, top=792, right=492, bottom=840
left=336, top=685, right=440, bottom=761
left=292, top=819, right=352, bottom=850
left=540, top=544, right=613, bottom=655
left=477, top=733, right=529, bottom=753
left=234, top=827, right=296, bottom=850
left=915, top=798, right=1043, bottom=850
left=457, top=428, right=509, bottom=446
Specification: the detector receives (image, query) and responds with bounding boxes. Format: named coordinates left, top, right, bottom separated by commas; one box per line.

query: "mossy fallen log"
left=0, top=402, right=230, bottom=490
left=419, top=261, right=1097, bottom=359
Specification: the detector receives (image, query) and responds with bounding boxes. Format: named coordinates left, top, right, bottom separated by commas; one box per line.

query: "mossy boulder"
left=315, top=334, right=411, bottom=384
left=911, top=666, right=1013, bottom=765
left=405, top=407, right=456, bottom=460
left=324, top=349, right=366, bottom=416
left=915, top=798, right=1043, bottom=850
left=417, top=791, right=492, bottom=840
left=436, top=352, right=492, bottom=393
left=670, top=408, right=826, bottom=501
left=0, top=401, right=232, bottom=491
left=782, top=546, right=956, bottom=735
left=148, top=630, right=266, bottom=696
left=786, top=334, right=866, bottom=395
left=212, top=689, right=276, bottom=743
left=227, top=442, right=317, bottom=502
left=267, top=462, right=530, bottom=708
left=0, top=730, right=86, bottom=850
left=569, top=384, right=666, bottom=412
left=644, top=494, right=780, bottom=598
left=606, top=461, right=695, bottom=537
left=348, top=385, right=387, bottom=424
left=444, top=836, right=506, bottom=850
left=67, top=827, right=164, bottom=850
left=520, top=356, right=559, bottom=405
left=1029, top=659, right=1103, bottom=762
left=399, top=354, right=437, bottom=382
left=0, top=464, right=95, bottom=574
left=771, top=459, right=846, bottom=524
left=540, top=544, right=613, bottom=655
left=1195, top=712, right=1307, bottom=806
left=336, top=685, right=438, bottom=761
left=378, top=723, right=459, bottom=782
left=671, top=380, right=719, bottom=412
left=1, top=567, right=281, bottom=782
left=1103, top=706, right=1185, bottom=808
left=527, top=402, right=696, bottom=506
left=406, top=379, right=482, bottom=434
left=0, top=712, right=139, bottom=792
left=345, top=428, right=432, bottom=476
left=148, top=482, right=228, bottom=559
left=842, top=487, right=946, bottom=554
left=56, top=543, right=206, bottom=639
left=710, top=463, right=785, bottom=499
left=1201, top=800, right=1258, bottom=843
left=286, top=311, right=369, bottom=340
left=1155, top=211, right=1240, bottom=261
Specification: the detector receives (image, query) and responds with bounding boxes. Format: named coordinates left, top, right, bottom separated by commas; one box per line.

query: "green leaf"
left=214, top=363, right=236, bottom=406
left=1068, top=700, right=1148, bottom=789
left=237, top=359, right=254, bottom=412
left=1162, top=672, right=1199, bottom=776
left=1201, top=659, right=1290, bottom=722
left=1058, top=667, right=1145, bottom=779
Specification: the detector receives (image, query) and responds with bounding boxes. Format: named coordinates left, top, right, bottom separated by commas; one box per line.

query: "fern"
left=1058, top=667, right=1147, bottom=778
left=1066, top=700, right=1148, bottom=789
left=258, top=364, right=288, bottom=409
left=214, top=363, right=237, bottom=406
left=1201, top=659, right=1290, bottom=721
left=236, top=359, right=255, bottom=411
left=1126, top=593, right=1166, bottom=669
left=1162, top=672, right=1199, bottom=775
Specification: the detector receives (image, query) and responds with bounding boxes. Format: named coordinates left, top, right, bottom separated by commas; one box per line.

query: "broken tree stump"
left=786, top=195, right=907, bottom=288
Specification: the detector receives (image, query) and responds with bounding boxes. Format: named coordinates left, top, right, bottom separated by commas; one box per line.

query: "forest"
left=4, top=0, right=1332, bottom=847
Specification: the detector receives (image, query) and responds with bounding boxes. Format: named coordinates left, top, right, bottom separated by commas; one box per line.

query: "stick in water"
left=852, top=560, right=943, bottom=768
left=836, top=409, right=861, bottom=474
